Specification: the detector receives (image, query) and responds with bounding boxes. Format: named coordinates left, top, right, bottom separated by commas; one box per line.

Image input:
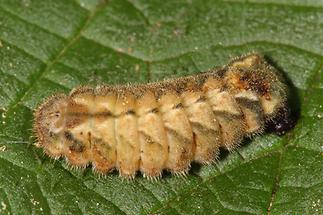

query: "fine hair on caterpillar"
left=34, top=53, right=290, bottom=180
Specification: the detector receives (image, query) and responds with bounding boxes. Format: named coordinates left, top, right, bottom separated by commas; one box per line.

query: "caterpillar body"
left=34, top=53, right=288, bottom=179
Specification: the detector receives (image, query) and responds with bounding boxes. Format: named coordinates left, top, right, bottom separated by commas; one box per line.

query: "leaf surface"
left=0, top=0, right=322, bottom=214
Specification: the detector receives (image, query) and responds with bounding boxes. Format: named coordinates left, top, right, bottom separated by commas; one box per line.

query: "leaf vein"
left=3, top=1, right=110, bottom=115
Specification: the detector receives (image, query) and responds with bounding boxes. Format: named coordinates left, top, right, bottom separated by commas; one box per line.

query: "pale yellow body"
left=34, top=53, right=288, bottom=179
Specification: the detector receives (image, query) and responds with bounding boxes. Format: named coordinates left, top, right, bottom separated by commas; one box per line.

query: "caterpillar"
left=34, top=53, right=289, bottom=180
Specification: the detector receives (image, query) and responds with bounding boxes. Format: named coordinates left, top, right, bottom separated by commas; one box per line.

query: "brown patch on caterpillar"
left=34, top=53, right=291, bottom=179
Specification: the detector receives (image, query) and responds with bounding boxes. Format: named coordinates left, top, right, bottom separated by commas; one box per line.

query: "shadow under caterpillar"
left=34, top=53, right=291, bottom=180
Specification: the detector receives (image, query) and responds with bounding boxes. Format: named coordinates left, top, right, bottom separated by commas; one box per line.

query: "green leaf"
left=0, top=0, right=322, bottom=214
